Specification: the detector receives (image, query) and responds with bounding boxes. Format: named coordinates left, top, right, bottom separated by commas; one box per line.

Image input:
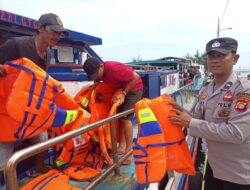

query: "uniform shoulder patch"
left=234, top=95, right=249, bottom=112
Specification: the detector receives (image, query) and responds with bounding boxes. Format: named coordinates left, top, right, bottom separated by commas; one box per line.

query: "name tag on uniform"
left=217, top=109, right=230, bottom=117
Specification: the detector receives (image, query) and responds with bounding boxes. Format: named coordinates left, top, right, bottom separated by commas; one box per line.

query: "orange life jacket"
left=57, top=141, right=104, bottom=182
left=21, top=169, right=82, bottom=190
left=133, top=99, right=167, bottom=184
left=74, top=82, right=121, bottom=166
left=54, top=144, right=103, bottom=182
left=56, top=128, right=108, bottom=179
left=0, top=58, right=82, bottom=142
left=133, top=95, right=195, bottom=185
left=75, top=82, right=115, bottom=147
left=63, top=164, right=101, bottom=181
left=54, top=83, right=121, bottom=182
left=69, top=140, right=104, bottom=170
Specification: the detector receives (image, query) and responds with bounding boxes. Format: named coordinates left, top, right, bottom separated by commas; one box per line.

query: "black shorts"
left=117, top=88, right=143, bottom=120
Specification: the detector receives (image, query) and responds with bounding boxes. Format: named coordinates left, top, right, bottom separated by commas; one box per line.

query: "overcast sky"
left=1, top=0, right=249, bottom=70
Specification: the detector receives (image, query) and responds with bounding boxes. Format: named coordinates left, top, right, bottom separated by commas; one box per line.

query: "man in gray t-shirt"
left=0, top=35, right=50, bottom=71
left=0, top=13, right=68, bottom=181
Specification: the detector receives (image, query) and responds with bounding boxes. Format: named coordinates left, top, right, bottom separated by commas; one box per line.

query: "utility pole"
left=216, top=17, right=232, bottom=38
left=216, top=0, right=232, bottom=38
left=217, top=18, right=220, bottom=38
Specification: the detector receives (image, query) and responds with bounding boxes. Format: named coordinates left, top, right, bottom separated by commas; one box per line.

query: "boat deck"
left=1, top=125, right=139, bottom=190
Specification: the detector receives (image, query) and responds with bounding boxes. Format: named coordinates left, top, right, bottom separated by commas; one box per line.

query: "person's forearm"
left=123, top=72, right=139, bottom=94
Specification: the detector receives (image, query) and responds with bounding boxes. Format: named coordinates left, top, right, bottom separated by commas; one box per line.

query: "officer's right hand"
left=0, top=64, right=7, bottom=77
left=168, top=108, right=192, bottom=128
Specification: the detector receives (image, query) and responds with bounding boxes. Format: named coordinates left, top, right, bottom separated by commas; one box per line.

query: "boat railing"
left=4, top=82, right=200, bottom=190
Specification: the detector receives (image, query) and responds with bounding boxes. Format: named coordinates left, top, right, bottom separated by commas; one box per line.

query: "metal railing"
left=4, top=81, right=200, bottom=190
left=4, top=109, right=134, bottom=190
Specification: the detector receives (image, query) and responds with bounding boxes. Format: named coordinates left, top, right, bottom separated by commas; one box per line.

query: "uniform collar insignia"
left=223, top=82, right=233, bottom=90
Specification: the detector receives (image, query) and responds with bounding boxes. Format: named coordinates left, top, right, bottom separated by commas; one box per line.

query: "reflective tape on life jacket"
left=52, top=108, right=78, bottom=126
left=138, top=107, right=157, bottom=123
left=133, top=95, right=195, bottom=185
left=0, top=58, right=80, bottom=142
left=81, top=97, right=89, bottom=108
left=75, top=87, right=93, bottom=109
left=21, top=169, right=82, bottom=190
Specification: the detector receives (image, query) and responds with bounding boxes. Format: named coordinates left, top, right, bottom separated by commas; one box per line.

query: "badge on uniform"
left=223, top=91, right=233, bottom=102
left=217, top=109, right=230, bottom=117
left=234, top=97, right=249, bottom=112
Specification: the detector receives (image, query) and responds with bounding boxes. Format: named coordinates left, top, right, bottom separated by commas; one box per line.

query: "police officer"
left=168, top=37, right=250, bottom=190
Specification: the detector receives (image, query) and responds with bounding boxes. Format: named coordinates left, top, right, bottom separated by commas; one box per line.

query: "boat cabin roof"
left=0, top=10, right=102, bottom=47
left=126, top=59, right=191, bottom=68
